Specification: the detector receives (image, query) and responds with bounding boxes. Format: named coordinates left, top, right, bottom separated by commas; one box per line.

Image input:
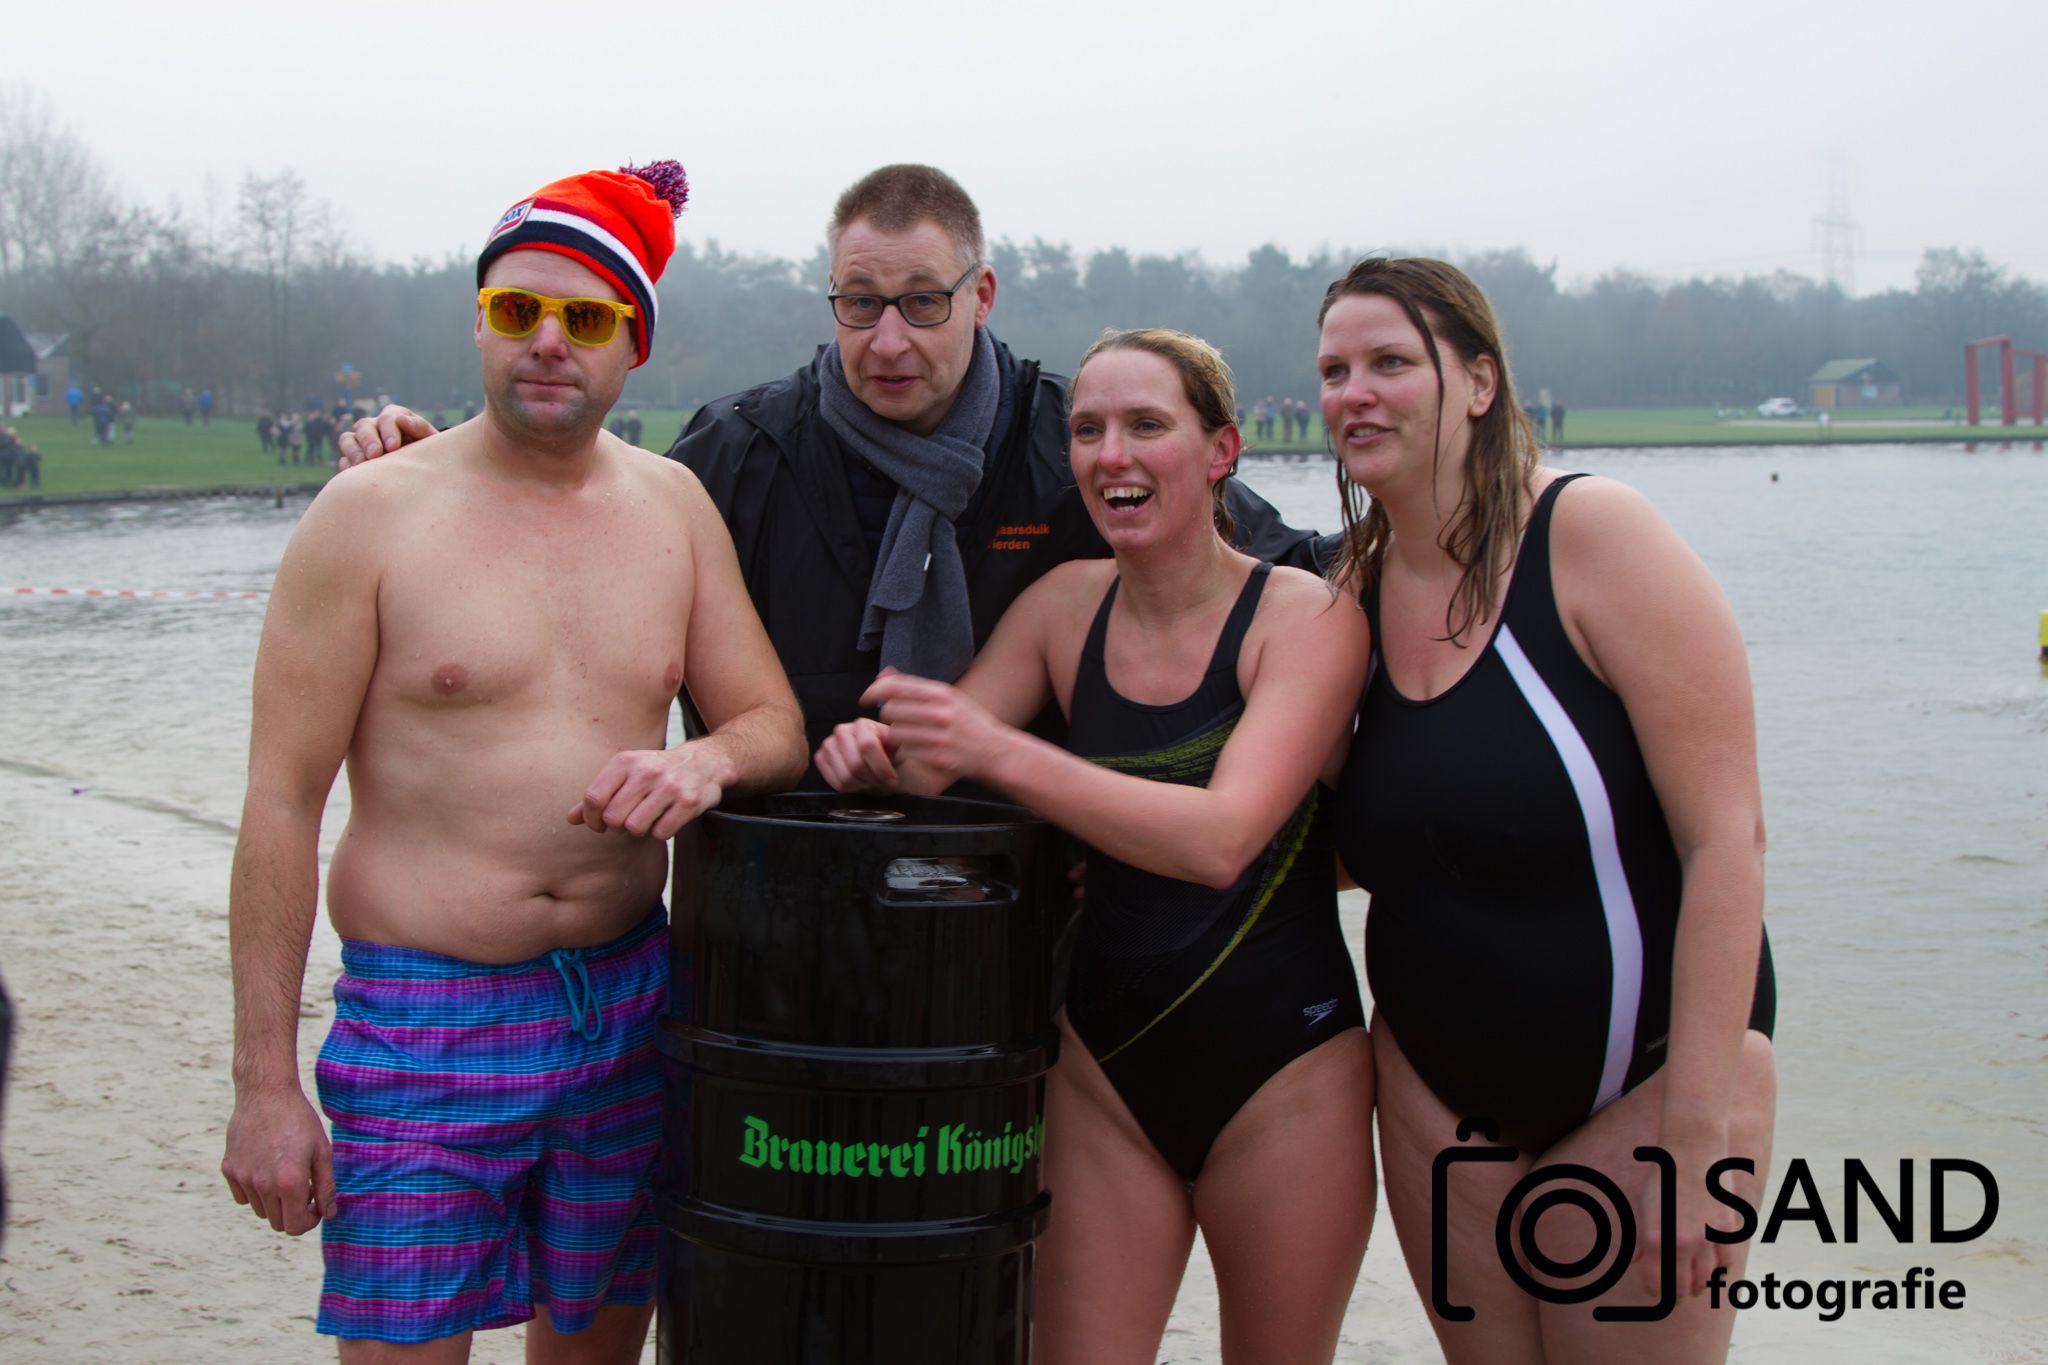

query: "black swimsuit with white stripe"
left=1334, top=474, right=1774, bottom=1154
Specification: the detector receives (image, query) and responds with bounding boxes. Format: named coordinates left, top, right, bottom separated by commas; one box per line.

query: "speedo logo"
left=1303, top=998, right=1341, bottom=1028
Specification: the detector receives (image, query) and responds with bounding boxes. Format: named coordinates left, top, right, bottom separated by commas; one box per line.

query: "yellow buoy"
left=2040, top=609, right=2048, bottom=662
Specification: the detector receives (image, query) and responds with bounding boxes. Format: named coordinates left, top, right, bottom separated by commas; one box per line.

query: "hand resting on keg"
left=569, top=742, right=736, bottom=839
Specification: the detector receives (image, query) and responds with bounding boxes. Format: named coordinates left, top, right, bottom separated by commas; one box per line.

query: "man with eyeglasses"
left=674, top=165, right=1323, bottom=771
left=341, top=164, right=1319, bottom=774
left=223, top=163, right=805, bottom=1361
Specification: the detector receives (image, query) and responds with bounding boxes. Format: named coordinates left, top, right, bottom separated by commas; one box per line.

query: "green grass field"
left=5, top=404, right=2039, bottom=502
left=0, top=411, right=693, bottom=500
left=0, top=414, right=334, bottom=497
left=1241, top=403, right=2039, bottom=453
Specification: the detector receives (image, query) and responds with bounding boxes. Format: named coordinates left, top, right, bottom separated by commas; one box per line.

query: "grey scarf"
left=816, top=326, right=1000, bottom=681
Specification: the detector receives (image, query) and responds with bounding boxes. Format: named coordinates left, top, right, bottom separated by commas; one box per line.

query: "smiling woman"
left=815, top=326, right=1377, bottom=1365
left=1071, top=330, right=1241, bottom=544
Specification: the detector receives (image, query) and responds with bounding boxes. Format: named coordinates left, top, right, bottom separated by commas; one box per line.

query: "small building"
left=28, top=331, right=72, bottom=417
left=1808, top=358, right=1902, bottom=410
left=0, top=316, right=36, bottom=417
left=0, top=319, right=74, bottom=418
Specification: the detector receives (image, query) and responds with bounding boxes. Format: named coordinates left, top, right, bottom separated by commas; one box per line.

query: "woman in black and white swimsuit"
left=1320, top=256, right=1777, bottom=1365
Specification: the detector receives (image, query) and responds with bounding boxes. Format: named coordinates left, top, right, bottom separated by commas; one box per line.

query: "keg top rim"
left=705, top=791, right=1047, bottom=832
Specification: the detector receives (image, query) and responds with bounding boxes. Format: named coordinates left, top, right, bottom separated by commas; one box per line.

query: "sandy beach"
left=0, top=754, right=1398, bottom=1363
left=3, top=779, right=2040, bottom=1362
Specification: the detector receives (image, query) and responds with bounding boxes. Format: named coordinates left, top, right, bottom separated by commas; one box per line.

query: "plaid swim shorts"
left=314, top=906, right=666, bottom=1342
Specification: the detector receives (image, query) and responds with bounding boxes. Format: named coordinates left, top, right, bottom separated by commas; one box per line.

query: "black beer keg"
left=659, top=793, right=1062, bottom=1365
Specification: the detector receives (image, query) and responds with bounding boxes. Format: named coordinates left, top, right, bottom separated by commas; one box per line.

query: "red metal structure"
left=1965, top=336, right=2015, bottom=425
left=2016, top=349, right=2048, bottom=425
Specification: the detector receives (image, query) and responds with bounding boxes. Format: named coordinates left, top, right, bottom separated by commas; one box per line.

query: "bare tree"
left=237, top=169, right=313, bottom=411
left=0, top=84, right=114, bottom=282
left=46, top=204, right=161, bottom=396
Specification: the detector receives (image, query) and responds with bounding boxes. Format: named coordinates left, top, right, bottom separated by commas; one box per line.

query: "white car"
left=1756, top=397, right=1802, bottom=418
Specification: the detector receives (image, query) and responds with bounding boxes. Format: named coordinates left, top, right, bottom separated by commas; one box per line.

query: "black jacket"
left=670, top=336, right=1322, bottom=784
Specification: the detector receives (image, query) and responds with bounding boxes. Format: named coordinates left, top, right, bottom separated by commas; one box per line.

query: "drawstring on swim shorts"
left=548, top=947, right=604, bottom=1042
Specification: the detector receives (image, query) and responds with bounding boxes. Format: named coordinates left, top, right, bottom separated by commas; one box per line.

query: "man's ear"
left=972, top=263, right=997, bottom=328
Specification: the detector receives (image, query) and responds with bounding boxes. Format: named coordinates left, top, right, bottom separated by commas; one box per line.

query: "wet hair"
left=828, top=165, right=984, bottom=271
left=1317, top=256, right=1540, bottom=641
left=1072, top=327, right=1238, bottom=542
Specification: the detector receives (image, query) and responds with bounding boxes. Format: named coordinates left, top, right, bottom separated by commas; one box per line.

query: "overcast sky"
left=14, top=0, right=2043, bottom=296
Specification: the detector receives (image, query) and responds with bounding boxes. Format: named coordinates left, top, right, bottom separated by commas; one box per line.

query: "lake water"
left=1, top=443, right=2043, bottom=1361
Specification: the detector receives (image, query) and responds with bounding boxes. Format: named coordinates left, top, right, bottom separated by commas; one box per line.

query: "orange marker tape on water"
left=10, top=586, right=268, bottom=601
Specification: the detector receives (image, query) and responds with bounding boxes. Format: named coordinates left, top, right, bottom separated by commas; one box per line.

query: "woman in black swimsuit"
left=1320, top=257, right=1777, bottom=1364
left=817, top=329, right=1375, bottom=1364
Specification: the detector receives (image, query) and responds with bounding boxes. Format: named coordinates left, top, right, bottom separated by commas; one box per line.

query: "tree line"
left=5, top=86, right=2045, bottom=421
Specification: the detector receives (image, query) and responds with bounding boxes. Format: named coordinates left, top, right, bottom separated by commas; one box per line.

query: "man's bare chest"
left=370, top=512, right=692, bottom=716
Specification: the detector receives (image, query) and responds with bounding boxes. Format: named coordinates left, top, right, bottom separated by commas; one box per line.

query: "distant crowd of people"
left=0, top=424, right=42, bottom=488
left=57, top=384, right=424, bottom=470
left=62, top=386, right=136, bottom=447
left=55, top=382, right=412, bottom=468
left=1244, top=394, right=1315, bottom=443
left=1526, top=398, right=1568, bottom=442
left=257, top=400, right=380, bottom=466
left=64, top=384, right=214, bottom=440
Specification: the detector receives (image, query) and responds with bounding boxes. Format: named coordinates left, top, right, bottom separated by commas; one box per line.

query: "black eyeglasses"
left=828, top=262, right=982, bottom=329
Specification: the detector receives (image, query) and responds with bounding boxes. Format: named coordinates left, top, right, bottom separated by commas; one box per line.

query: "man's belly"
left=325, top=737, right=672, bottom=961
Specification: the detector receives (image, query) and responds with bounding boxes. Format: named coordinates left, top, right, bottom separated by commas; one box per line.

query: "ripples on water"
left=1, top=498, right=280, bottom=826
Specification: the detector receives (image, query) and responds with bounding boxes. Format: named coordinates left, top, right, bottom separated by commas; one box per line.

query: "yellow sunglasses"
left=477, top=288, right=638, bottom=347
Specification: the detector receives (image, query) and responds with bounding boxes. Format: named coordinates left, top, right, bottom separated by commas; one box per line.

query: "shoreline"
left=3, top=430, right=2045, bottom=512
left=0, top=481, right=327, bottom=511
left=1242, top=431, right=2048, bottom=455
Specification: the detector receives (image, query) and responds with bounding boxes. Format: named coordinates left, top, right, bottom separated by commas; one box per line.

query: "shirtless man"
left=220, top=164, right=805, bottom=1362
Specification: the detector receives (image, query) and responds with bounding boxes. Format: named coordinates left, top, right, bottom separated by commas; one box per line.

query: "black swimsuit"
left=1334, top=474, right=1775, bottom=1154
left=1064, top=562, right=1366, bottom=1181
